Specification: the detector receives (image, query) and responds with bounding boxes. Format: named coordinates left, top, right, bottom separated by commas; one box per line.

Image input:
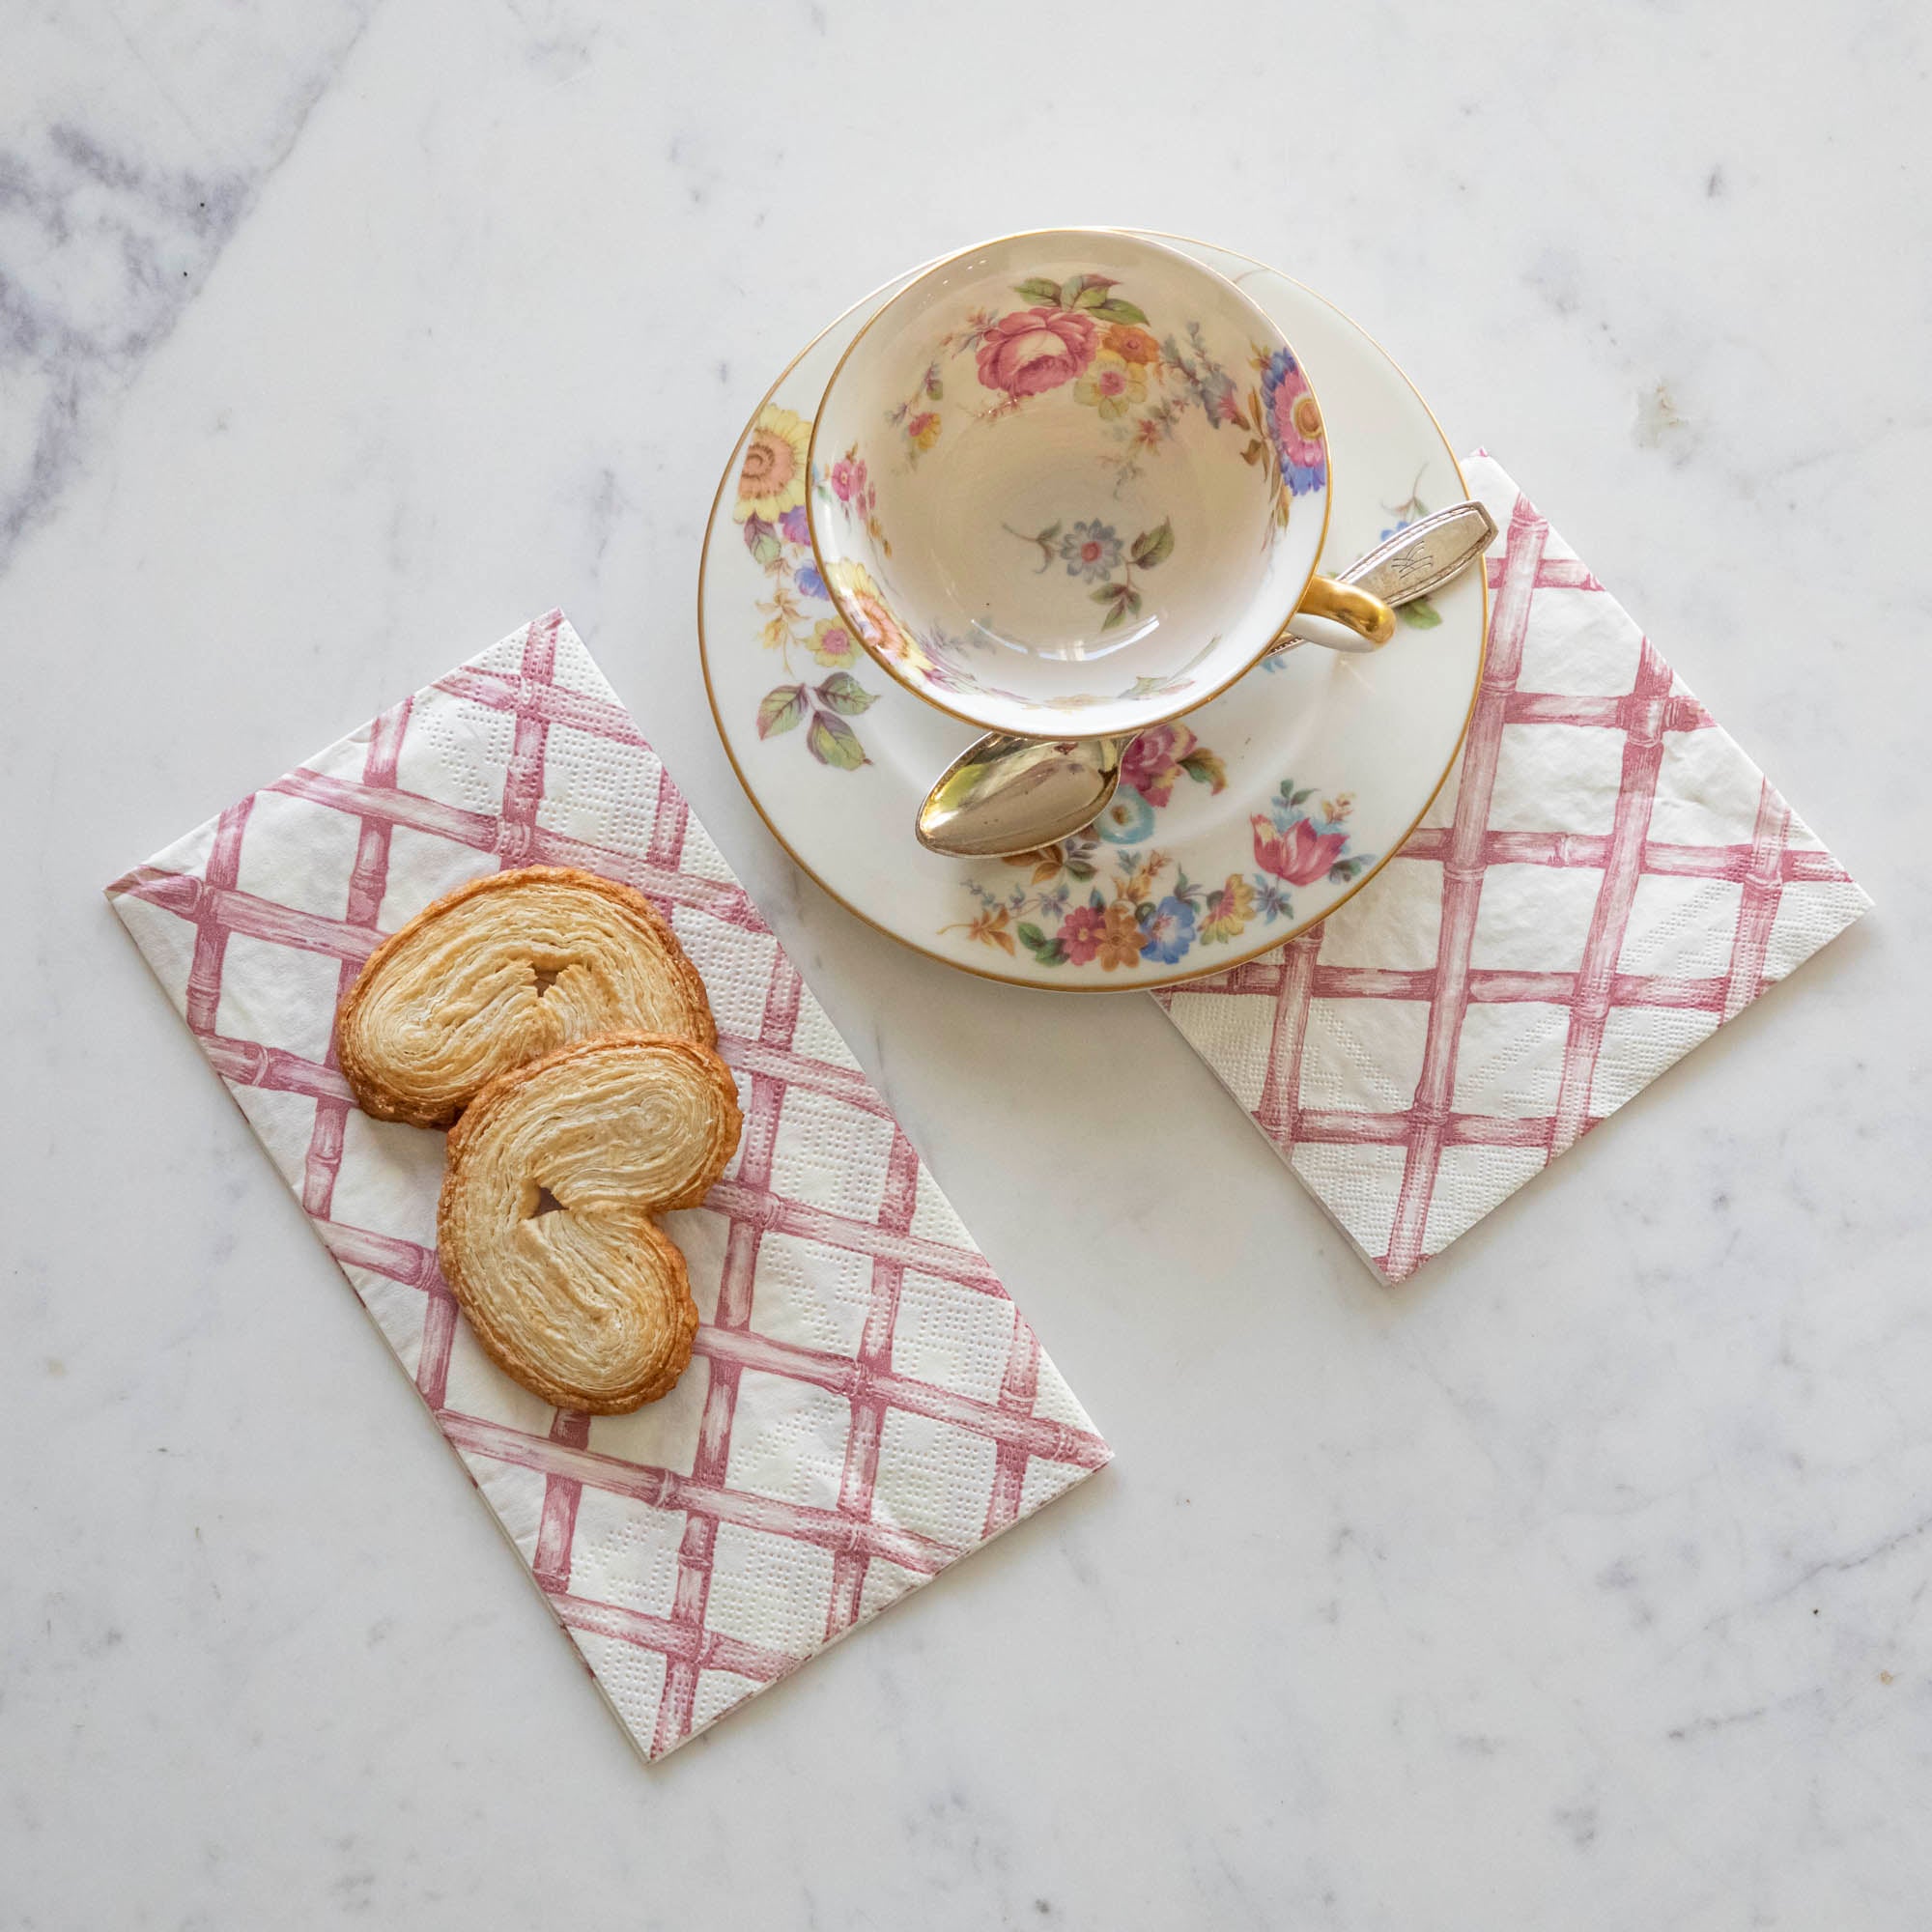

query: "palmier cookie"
left=438, top=1032, right=743, bottom=1411
left=337, top=867, right=715, bottom=1128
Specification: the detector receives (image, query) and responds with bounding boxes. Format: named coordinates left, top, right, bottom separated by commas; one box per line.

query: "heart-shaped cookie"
left=337, top=867, right=715, bottom=1128
left=437, top=1032, right=743, bottom=1412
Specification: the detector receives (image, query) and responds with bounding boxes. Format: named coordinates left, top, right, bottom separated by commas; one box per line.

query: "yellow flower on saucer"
left=1074, top=351, right=1148, bottom=422
left=1200, top=872, right=1256, bottom=944
left=734, top=404, right=810, bottom=521
left=809, top=615, right=859, bottom=668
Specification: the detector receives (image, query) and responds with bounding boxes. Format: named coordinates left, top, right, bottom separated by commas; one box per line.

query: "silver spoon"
left=916, top=500, right=1498, bottom=860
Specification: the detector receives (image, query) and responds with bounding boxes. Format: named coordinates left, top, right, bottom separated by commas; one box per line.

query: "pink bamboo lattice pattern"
left=107, top=613, right=1109, bottom=1761
left=1156, top=455, right=1871, bottom=1283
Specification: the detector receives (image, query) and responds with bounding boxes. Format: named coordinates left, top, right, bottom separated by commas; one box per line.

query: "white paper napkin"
left=1156, top=455, right=1872, bottom=1282
left=107, top=611, right=1109, bottom=1759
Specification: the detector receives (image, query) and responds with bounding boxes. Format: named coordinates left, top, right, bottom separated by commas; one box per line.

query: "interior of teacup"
left=809, top=229, right=1331, bottom=740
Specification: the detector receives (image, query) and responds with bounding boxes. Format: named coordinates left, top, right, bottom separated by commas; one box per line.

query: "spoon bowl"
left=916, top=734, right=1125, bottom=859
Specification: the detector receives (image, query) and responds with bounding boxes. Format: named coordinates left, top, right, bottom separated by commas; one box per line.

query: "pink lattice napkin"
left=106, top=611, right=1109, bottom=1761
left=1156, top=454, right=1871, bottom=1284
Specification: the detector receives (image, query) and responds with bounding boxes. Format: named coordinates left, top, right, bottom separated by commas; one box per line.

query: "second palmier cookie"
left=337, top=867, right=716, bottom=1127
left=438, top=1032, right=744, bottom=1411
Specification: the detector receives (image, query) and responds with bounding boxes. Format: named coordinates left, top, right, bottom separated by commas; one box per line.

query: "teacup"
left=807, top=228, right=1393, bottom=743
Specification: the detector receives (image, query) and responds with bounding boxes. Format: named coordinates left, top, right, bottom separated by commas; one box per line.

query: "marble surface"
left=3, top=1, right=1925, bottom=1925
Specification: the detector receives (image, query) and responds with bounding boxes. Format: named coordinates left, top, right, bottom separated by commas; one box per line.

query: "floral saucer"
left=698, top=234, right=1487, bottom=992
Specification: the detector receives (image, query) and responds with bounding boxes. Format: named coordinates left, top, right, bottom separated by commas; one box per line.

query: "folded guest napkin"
left=1156, top=454, right=1872, bottom=1284
left=106, top=611, right=1109, bottom=1761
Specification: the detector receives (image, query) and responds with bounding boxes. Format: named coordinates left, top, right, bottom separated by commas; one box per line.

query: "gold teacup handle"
left=1290, top=575, right=1397, bottom=648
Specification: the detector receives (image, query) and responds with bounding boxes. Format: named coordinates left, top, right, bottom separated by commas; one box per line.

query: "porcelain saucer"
left=698, top=234, right=1486, bottom=992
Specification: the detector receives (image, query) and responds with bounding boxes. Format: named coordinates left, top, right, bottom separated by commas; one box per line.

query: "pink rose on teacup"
left=1251, top=814, right=1348, bottom=886
left=975, top=307, right=1097, bottom=400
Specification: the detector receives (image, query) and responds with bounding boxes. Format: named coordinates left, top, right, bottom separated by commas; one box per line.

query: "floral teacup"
left=807, top=227, right=1393, bottom=743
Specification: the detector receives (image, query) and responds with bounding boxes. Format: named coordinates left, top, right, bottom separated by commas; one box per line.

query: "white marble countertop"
left=5, top=3, right=1926, bottom=1925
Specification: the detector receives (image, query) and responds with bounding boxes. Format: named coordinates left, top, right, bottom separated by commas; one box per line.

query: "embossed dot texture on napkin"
left=1156, top=455, right=1872, bottom=1283
left=106, top=612, right=1109, bottom=1761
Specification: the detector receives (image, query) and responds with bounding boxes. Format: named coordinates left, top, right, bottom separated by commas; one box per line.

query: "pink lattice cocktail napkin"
left=1156, top=455, right=1871, bottom=1283
left=106, top=612, right=1108, bottom=1760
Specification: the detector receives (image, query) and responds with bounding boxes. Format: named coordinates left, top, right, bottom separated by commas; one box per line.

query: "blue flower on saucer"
left=1094, top=789, right=1156, bottom=843
left=1139, top=895, right=1197, bottom=965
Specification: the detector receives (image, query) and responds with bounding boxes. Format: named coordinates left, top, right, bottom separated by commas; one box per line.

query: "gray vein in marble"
left=0, top=2, right=381, bottom=574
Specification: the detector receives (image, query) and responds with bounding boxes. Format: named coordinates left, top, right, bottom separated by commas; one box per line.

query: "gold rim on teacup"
left=805, top=226, right=1391, bottom=744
